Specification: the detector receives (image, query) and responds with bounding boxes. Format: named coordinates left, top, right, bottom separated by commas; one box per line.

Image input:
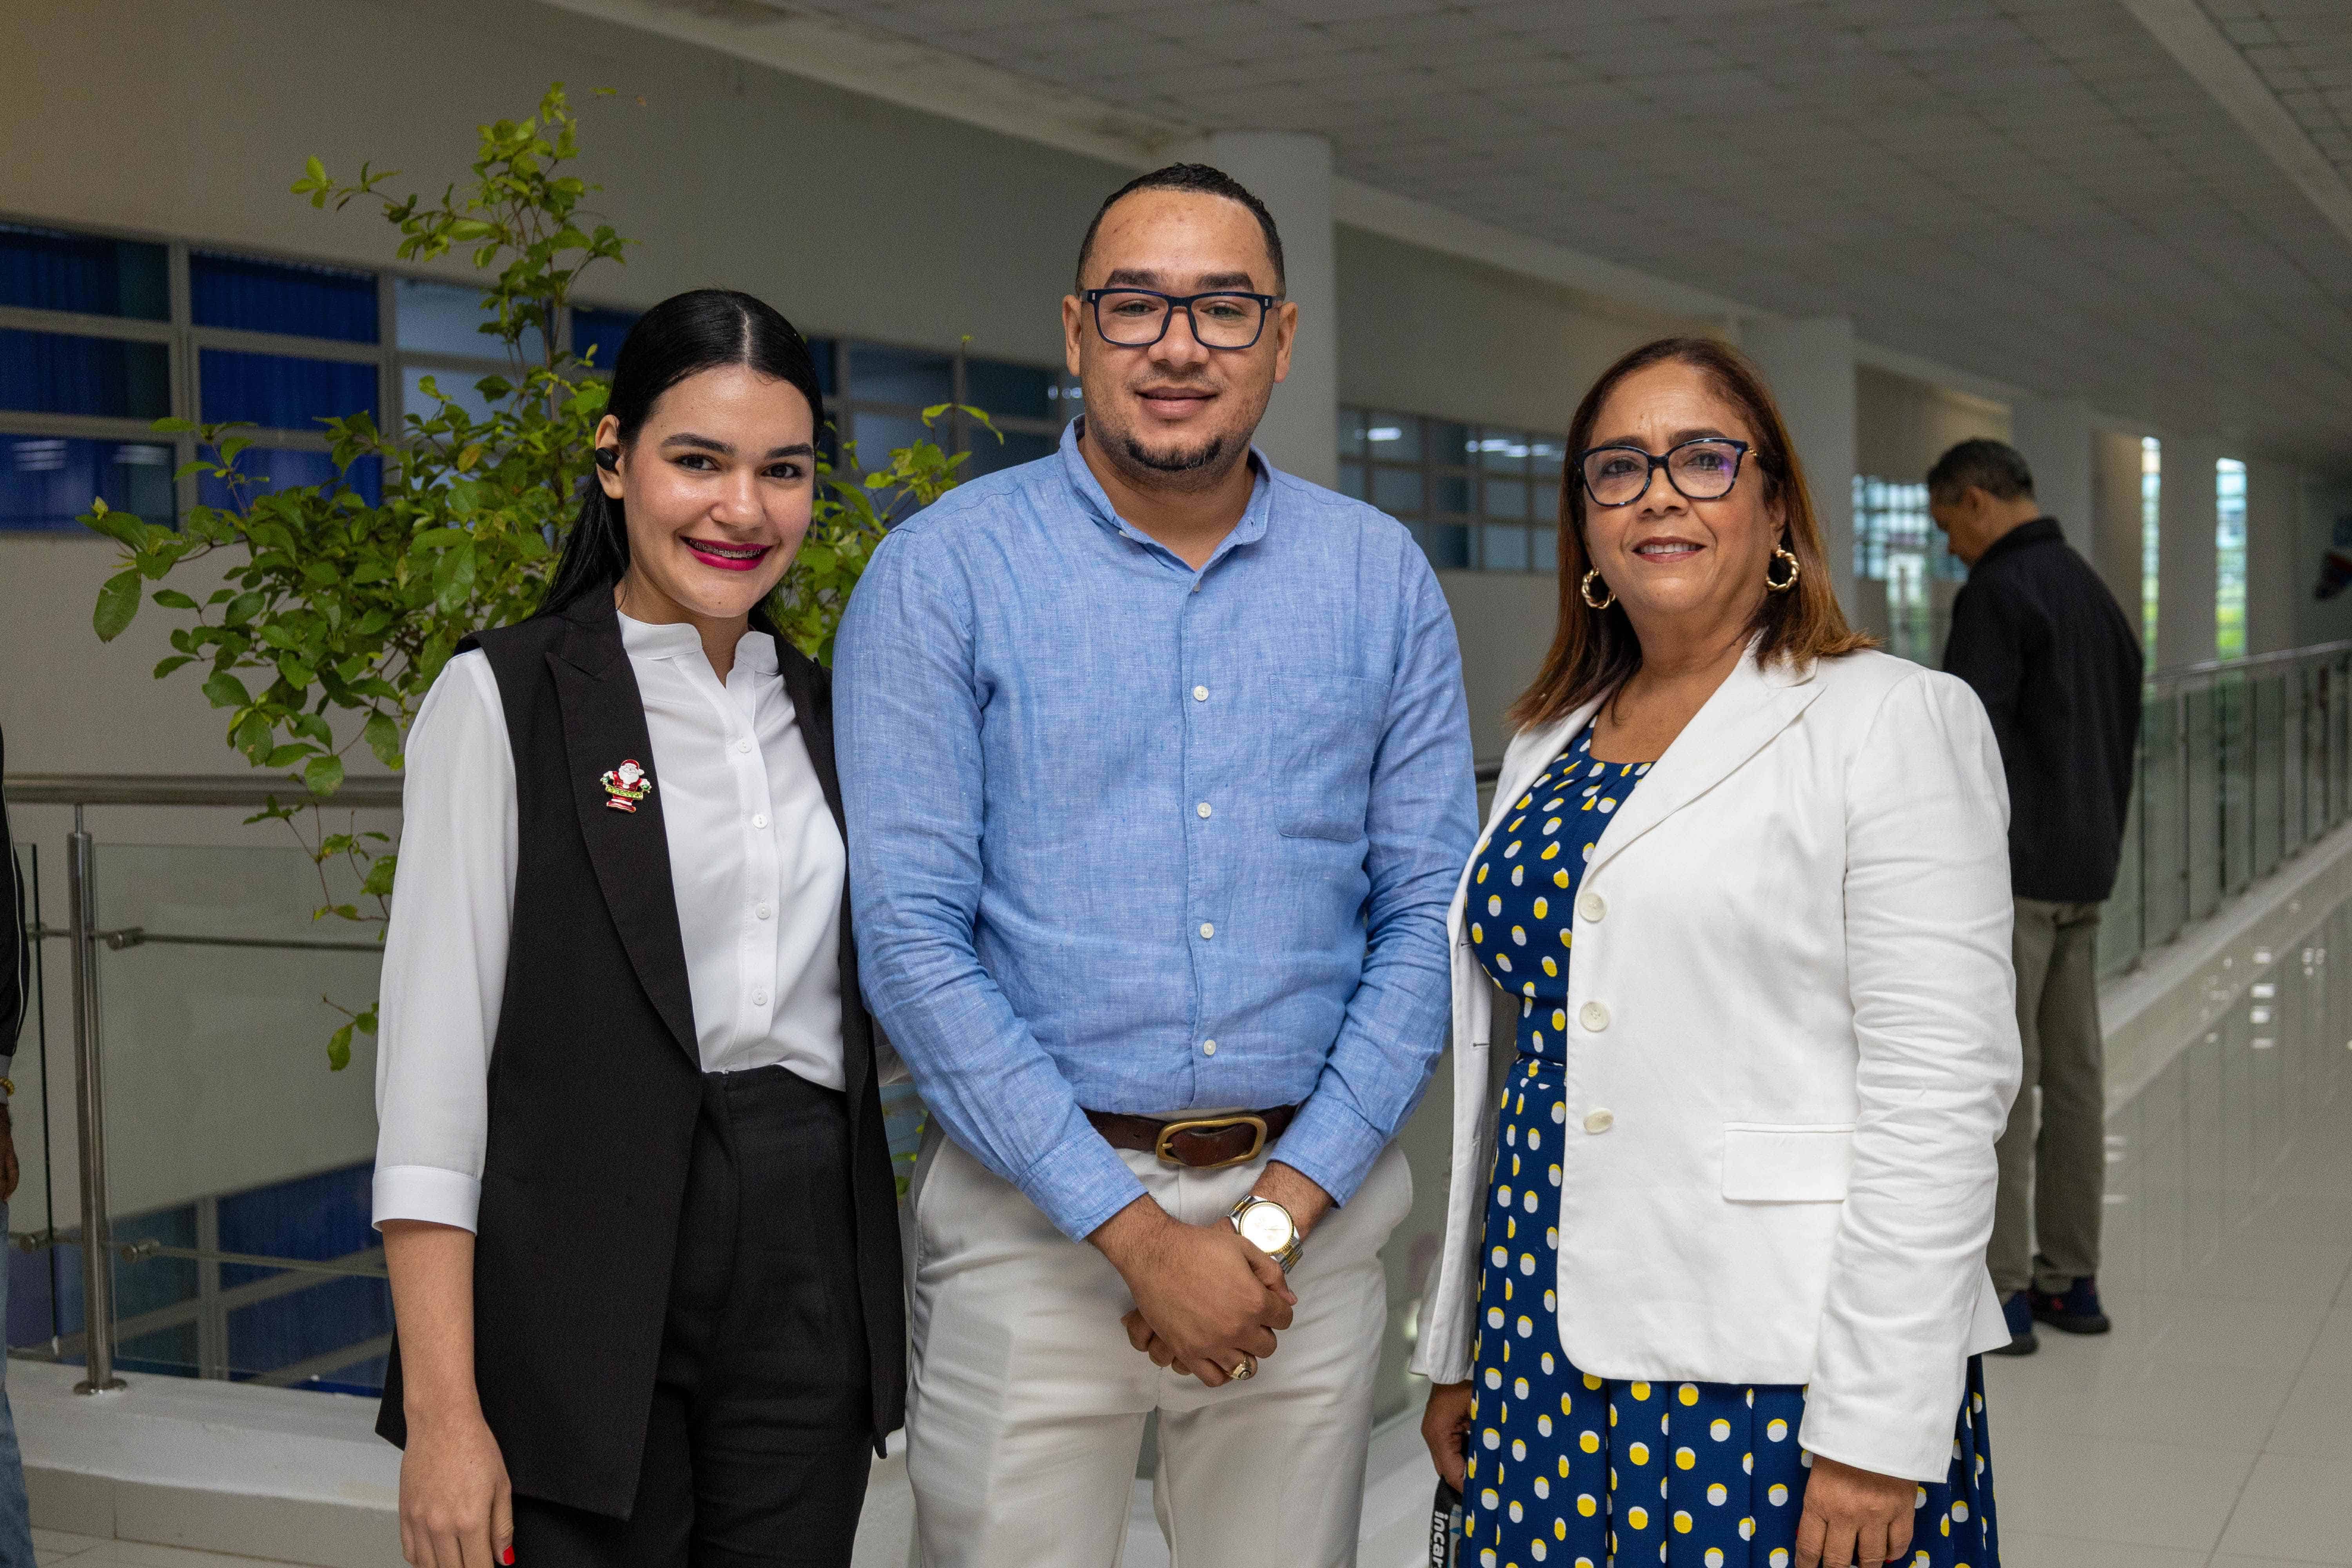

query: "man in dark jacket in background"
left=1933, top=438, right=2144, bottom=1356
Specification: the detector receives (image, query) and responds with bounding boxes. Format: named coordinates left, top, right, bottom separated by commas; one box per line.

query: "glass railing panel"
left=2252, top=674, right=2284, bottom=880
left=2098, top=771, right=2144, bottom=978
left=2216, top=677, right=2253, bottom=898
left=2332, top=657, right=2352, bottom=828
left=2284, top=664, right=2310, bottom=853
left=2184, top=688, right=2220, bottom=921
left=2140, top=695, right=2186, bottom=948
left=6, top=839, right=69, bottom=1360
left=89, top=842, right=388, bottom=1392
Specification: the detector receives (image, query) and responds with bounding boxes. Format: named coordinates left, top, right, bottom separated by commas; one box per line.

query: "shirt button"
left=752, top=814, right=769, bottom=829
left=756, top=904, right=773, bottom=921
left=752, top=991, right=769, bottom=1007
left=1579, top=1000, right=1610, bottom=1031
left=1202, top=1040, right=1218, bottom=1056
left=735, top=737, right=753, bottom=754
left=1194, top=685, right=1209, bottom=701
left=1578, top=892, right=1606, bottom=922
left=1583, top=1108, right=1614, bottom=1134
left=1199, top=922, right=1215, bottom=940
left=1197, top=802, right=1212, bottom=818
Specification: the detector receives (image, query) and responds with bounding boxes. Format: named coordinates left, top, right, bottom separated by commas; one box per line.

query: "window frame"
left=1339, top=403, right=1563, bottom=575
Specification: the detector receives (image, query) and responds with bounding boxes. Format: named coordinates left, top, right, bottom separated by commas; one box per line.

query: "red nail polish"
left=501, top=1550, right=514, bottom=1565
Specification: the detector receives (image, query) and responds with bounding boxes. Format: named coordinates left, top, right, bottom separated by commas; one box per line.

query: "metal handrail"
left=3, top=773, right=403, bottom=809
left=2145, top=639, right=2352, bottom=694
left=119, top=1238, right=388, bottom=1279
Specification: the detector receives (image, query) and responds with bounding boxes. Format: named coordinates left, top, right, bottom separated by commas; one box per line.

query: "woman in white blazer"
left=1415, top=337, right=2020, bottom=1568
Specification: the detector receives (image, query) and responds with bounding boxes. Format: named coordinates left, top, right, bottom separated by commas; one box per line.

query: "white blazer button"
left=1577, top=892, right=1606, bottom=922
left=752, top=814, right=769, bottom=829
left=756, top=904, right=773, bottom=921
left=1579, top=1000, right=1610, bottom=1031
left=735, top=737, right=753, bottom=754
left=1583, top=1108, right=1614, bottom=1134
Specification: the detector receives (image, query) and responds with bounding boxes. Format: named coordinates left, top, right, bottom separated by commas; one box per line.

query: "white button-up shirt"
left=371, top=613, right=846, bottom=1232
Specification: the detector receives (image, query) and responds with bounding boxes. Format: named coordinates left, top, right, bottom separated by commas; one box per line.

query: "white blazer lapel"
left=1583, top=650, right=1824, bottom=881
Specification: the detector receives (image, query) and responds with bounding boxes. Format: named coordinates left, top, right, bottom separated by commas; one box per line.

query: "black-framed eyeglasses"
left=1575, top=437, right=1756, bottom=508
left=1080, top=287, right=1282, bottom=350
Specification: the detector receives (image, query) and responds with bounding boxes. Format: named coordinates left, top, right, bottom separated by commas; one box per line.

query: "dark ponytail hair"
left=536, top=288, right=827, bottom=620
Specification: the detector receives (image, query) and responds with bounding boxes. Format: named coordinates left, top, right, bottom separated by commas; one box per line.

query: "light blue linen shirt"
left=836, top=421, right=1477, bottom=1240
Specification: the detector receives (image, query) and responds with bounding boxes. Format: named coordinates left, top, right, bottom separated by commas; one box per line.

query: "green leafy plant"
left=80, top=84, right=986, bottom=1068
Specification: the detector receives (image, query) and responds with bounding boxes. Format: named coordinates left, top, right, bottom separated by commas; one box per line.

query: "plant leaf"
left=93, top=571, right=143, bottom=641
left=304, top=753, right=345, bottom=798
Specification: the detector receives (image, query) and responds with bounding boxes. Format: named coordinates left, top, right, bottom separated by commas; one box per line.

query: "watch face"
left=1238, top=1203, right=1295, bottom=1253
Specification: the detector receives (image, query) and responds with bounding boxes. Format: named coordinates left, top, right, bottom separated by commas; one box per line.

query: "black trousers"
left=514, top=1065, right=875, bottom=1566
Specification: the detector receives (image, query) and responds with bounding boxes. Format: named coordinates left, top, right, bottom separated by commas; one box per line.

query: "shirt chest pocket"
left=1263, top=674, right=1387, bottom=844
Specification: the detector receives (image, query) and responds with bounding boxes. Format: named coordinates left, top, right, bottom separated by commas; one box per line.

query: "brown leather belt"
left=1086, top=1105, right=1299, bottom=1170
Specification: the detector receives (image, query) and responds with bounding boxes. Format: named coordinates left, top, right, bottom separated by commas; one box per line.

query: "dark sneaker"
left=2029, top=1275, right=2112, bottom=1335
left=1988, top=1290, right=2038, bottom=1356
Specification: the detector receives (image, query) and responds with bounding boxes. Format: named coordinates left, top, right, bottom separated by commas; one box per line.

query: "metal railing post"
left=65, top=807, right=123, bottom=1395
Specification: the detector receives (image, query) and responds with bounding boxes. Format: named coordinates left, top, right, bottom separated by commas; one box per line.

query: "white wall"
left=1334, top=226, right=1702, bottom=435
left=1855, top=365, right=2011, bottom=484
left=2092, top=428, right=2149, bottom=646
left=0, top=0, right=1124, bottom=365
left=2158, top=435, right=2222, bottom=668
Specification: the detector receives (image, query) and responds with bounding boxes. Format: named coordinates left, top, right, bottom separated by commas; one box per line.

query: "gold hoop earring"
left=1766, top=546, right=1800, bottom=593
left=1581, top=570, right=1615, bottom=610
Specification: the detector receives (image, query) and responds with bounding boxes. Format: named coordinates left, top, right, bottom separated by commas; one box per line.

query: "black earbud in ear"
left=594, top=446, right=620, bottom=472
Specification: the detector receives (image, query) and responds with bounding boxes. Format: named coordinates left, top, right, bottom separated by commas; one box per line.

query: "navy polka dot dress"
left=1459, top=722, right=2001, bottom=1568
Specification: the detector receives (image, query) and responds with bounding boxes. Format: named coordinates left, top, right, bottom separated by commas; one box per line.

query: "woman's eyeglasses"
left=1575, top=437, right=1756, bottom=508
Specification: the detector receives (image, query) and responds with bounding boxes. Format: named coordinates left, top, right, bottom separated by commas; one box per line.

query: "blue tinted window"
left=394, top=277, right=543, bottom=361
left=196, top=446, right=381, bottom=510
left=849, top=343, right=951, bottom=408
left=0, top=224, right=169, bottom=319
left=570, top=305, right=639, bottom=372
left=191, top=251, right=377, bottom=343
left=806, top=336, right=838, bottom=399
left=964, top=359, right=1054, bottom=421
left=199, top=348, right=376, bottom=430
left=0, top=436, right=177, bottom=532
left=959, top=427, right=1057, bottom=478
left=1414, top=522, right=1471, bottom=570
left=401, top=364, right=505, bottom=427
left=0, top=329, right=171, bottom=418
left=1482, top=524, right=1530, bottom=572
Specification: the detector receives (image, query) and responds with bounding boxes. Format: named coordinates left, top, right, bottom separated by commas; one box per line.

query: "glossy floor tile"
left=1986, top=901, right=2352, bottom=1566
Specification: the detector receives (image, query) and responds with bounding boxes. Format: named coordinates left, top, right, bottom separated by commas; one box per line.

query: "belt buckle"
left=1152, top=1114, right=1269, bottom=1170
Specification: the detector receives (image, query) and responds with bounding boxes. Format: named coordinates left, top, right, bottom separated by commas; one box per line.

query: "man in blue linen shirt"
left=837, top=164, right=1475, bottom=1566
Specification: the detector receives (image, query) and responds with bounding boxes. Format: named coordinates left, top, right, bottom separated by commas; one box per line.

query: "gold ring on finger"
left=1230, top=1354, right=1257, bottom=1381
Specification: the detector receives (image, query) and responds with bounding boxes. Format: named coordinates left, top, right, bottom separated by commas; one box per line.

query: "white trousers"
left=904, top=1131, right=1414, bottom=1568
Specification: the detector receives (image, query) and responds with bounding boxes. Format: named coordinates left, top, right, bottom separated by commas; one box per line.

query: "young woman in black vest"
left=371, top=289, right=903, bottom=1566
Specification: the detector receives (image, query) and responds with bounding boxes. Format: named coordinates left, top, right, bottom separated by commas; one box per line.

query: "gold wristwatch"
left=1228, top=1195, right=1302, bottom=1272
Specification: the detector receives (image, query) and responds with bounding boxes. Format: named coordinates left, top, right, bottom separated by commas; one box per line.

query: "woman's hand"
left=382, top=1220, right=508, bottom=1568
left=1796, top=1455, right=1916, bottom=1568
left=1420, top=1381, right=1475, bottom=1492
left=399, top=1409, right=514, bottom=1568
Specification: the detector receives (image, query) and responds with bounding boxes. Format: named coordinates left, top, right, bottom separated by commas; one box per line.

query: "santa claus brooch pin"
left=600, top=759, right=652, bottom=813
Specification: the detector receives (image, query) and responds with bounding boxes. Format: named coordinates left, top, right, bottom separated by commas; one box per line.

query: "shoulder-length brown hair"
left=1507, top=336, right=1872, bottom=732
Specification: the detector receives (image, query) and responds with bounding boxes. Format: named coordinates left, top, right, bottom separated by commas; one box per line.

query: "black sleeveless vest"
left=376, top=592, right=905, bottom=1519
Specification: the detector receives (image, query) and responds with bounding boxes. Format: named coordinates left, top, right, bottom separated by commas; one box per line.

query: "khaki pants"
left=903, top=1130, right=1413, bottom=1568
left=1988, top=897, right=2107, bottom=1296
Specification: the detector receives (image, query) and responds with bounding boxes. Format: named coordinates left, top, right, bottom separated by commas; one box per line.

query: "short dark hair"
left=1074, top=163, right=1285, bottom=293
left=1927, top=438, right=2036, bottom=505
